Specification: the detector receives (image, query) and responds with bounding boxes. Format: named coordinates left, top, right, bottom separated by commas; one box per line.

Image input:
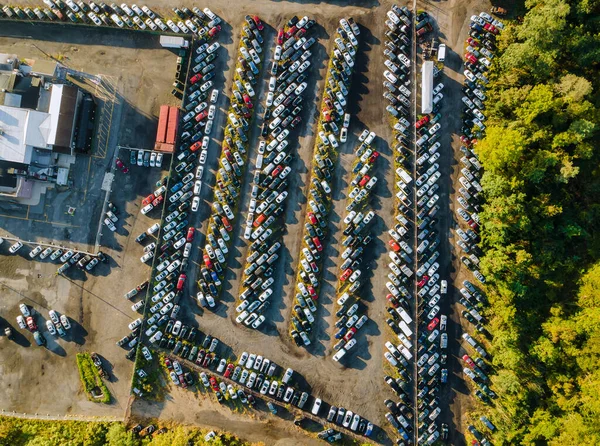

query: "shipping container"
left=156, top=105, right=169, bottom=143
left=166, top=106, right=179, bottom=144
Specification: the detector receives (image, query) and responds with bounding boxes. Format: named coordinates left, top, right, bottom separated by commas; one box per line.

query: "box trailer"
left=421, top=61, right=434, bottom=113
left=160, top=36, right=189, bottom=49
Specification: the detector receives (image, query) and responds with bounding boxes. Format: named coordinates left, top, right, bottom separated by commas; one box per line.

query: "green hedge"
left=75, top=353, right=111, bottom=404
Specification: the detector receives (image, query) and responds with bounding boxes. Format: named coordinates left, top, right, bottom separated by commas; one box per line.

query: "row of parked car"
left=288, top=17, right=361, bottom=347
left=454, top=13, right=503, bottom=443
left=381, top=5, right=422, bottom=444
left=384, top=5, right=452, bottom=444
left=1, top=1, right=221, bottom=39
left=330, top=130, right=380, bottom=362
left=0, top=234, right=105, bottom=274
left=194, top=15, right=265, bottom=308
left=413, top=86, right=448, bottom=446
left=120, top=29, right=225, bottom=358
left=234, top=15, right=318, bottom=331
left=158, top=324, right=376, bottom=438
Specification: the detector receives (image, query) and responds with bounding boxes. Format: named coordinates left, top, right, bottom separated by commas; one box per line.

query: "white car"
left=46, top=320, right=57, bottom=336
left=19, top=303, right=30, bottom=317
left=60, top=314, right=71, bottom=329
left=29, top=245, right=43, bottom=258
left=192, top=196, right=201, bottom=212
left=9, top=242, right=23, bottom=254
left=266, top=92, right=274, bottom=107
left=274, top=45, right=282, bottom=61
left=166, top=20, right=180, bottom=33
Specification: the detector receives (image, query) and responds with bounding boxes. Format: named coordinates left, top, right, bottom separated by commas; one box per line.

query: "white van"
left=333, top=348, right=347, bottom=362
left=437, top=44, right=446, bottom=62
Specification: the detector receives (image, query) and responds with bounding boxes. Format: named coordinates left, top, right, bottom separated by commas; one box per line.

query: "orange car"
left=388, top=240, right=401, bottom=252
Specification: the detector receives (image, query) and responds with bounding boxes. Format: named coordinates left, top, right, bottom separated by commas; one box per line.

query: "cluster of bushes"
left=0, top=417, right=250, bottom=446
left=473, top=0, right=600, bottom=443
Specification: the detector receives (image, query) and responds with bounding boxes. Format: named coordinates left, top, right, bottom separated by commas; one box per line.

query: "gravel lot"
left=0, top=0, right=493, bottom=442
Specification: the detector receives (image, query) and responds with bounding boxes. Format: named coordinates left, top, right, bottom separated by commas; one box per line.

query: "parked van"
left=437, top=44, right=446, bottom=62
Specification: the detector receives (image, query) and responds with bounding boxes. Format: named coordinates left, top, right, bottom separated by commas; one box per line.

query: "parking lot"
left=0, top=24, right=182, bottom=417
left=0, top=0, right=494, bottom=443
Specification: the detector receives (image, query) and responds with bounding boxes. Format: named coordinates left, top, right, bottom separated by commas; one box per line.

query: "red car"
left=272, top=165, right=283, bottom=177
left=465, top=53, right=478, bottom=64
left=115, top=158, right=129, bottom=173
left=388, top=240, right=401, bottom=252
left=190, top=141, right=202, bottom=152
left=386, top=294, right=399, bottom=308
left=164, top=358, right=173, bottom=370
left=462, top=354, right=476, bottom=368
left=209, top=376, right=219, bottom=392
left=142, top=194, right=155, bottom=206
left=179, top=375, right=187, bottom=388
left=295, top=28, right=306, bottom=39
left=243, top=94, right=253, bottom=108
left=186, top=227, right=195, bottom=242
left=417, top=276, right=428, bottom=288
left=190, top=73, right=202, bottom=84
left=427, top=317, right=439, bottom=331
left=222, top=217, right=232, bottom=232
left=340, top=268, right=352, bottom=281
left=277, top=28, right=284, bottom=45
left=369, top=151, right=380, bottom=163
left=152, top=195, right=164, bottom=207
left=252, top=15, right=264, bottom=30
left=307, top=212, right=317, bottom=225
left=468, top=220, right=479, bottom=230
left=344, top=327, right=357, bottom=342
left=307, top=286, right=317, bottom=299
left=224, top=363, right=235, bottom=378
left=208, top=25, right=221, bottom=37
left=26, top=317, right=37, bottom=331
left=359, top=175, right=370, bottom=187
left=223, top=149, right=233, bottom=162
left=483, top=23, right=498, bottom=34
left=415, top=115, right=430, bottom=129
left=195, top=110, right=209, bottom=122
left=177, top=274, right=187, bottom=291
left=466, top=37, right=480, bottom=47
left=460, top=135, right=474, bottom=146
left=286, top=25, right=297, bottom=38
left=312, top=237, right=322, bottom=251
left=204, top=254, right=213, bottom=269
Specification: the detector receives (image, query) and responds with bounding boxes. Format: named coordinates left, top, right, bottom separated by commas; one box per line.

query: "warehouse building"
left=0, top=52, right=93, bottom=203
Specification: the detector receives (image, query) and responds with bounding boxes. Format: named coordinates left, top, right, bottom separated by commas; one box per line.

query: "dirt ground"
left=0, top=0, right=493, bottom=443
left=0, top=27, right=178, bottom=418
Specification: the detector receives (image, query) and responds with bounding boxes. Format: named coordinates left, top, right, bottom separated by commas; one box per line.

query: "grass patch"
left=132, top=350, right=167, bottom=401
left=75, top=353, right=111, bottom=404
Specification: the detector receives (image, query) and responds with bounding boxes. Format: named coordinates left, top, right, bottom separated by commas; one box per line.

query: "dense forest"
left=474, top=0, right=600, bottom=443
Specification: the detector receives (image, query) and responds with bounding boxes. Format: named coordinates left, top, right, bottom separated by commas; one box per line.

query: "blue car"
left=334, top=327, right=347, bottom=339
